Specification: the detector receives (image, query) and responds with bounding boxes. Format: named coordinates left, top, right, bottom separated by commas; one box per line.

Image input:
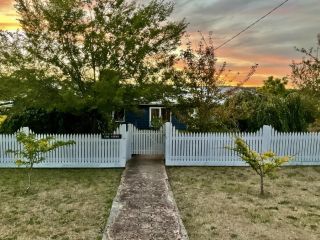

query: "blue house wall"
left=124, top=105, right=186, bottom=130
left=125, top=106, right=149, bottom=129
left=171, top=115, right=186, bottom=130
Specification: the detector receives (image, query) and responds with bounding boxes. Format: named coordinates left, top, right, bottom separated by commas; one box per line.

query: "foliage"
left=291, top=45, right=320, bottom=99
left=172, top=33, right=258, bottom=132
left=229, top=137, right=291, bottom=195
left=260, top=76, right=288, bottom=96
left=0, top=108, right=110, bottom=133
left=290, top=34, right=320, bottom=131
left=0, top=115, right=6, bottom=125
left=150, top=116, right=164, bottom=130
left=0, top=0, right=187, bottom=132
left=224, top=76, right=317, bottom=132
left=290, top=37, right=320, bottom=129
left=6, top=132, right=75, bottom=192
left=308, top=118, right=320, bottom=132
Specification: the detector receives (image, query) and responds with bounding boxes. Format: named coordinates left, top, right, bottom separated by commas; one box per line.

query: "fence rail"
left=165, top=123, right=320, bottom=166
left=0, top=125, right=130, bottom=168
left=1, top=123, right=319, bottom=168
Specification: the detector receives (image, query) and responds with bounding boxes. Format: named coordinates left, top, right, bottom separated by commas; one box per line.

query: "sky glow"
left=1, top=0, right=319, bottom=86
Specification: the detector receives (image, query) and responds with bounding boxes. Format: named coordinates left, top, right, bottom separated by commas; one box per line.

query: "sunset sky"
left=0, top=0, right=319, bottom=86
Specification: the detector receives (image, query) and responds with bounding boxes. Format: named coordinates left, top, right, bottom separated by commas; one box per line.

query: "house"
left=113, top=86, right=256, bottom=130
left=113, top=102, right=186, bottom=130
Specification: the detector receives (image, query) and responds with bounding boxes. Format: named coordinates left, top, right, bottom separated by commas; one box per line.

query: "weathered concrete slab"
left=103, top=155, right=188, bottom=240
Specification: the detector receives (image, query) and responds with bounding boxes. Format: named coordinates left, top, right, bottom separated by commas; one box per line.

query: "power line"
left=215, top=0, right=290, bottom=50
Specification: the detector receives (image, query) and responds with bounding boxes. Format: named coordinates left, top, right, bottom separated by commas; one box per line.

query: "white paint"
left=0, top=126, right=131, bottom=168
left=165, top=123, right=320, bottom=166
left=1, top=124, right=319, bottom=168
left=128, top=124, right=165, bottom=155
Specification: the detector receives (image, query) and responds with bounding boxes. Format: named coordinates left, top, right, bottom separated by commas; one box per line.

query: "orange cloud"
left=0, top=0, right=19, bottom=30
left=0, top=0, right=12, bottom=8
left=179, top=33, right=293, bottom=87
left=0, top=1, right=296, bottom=87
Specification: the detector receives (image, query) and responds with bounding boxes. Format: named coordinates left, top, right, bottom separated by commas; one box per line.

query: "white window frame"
left=149, top=107, right=172, bottom=126
left=112, top=110, right=126, bottom=123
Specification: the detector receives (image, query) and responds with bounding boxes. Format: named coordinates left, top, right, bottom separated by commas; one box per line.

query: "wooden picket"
left=1, top=123, right=319, bottom=168
left=128, top=124, right=165, bottom=155
left=0, top=126, right=130, bottom=168
left=165, top=123, right=320, bottom=166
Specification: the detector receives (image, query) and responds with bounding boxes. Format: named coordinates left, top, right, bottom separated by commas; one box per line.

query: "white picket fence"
left=1, top=123, right=320, bottom=168
left=128, top=124, right=165, bottom=155
left=0, top=125, right=131, bottom=168
left=165, top=123, right=320, bottom=166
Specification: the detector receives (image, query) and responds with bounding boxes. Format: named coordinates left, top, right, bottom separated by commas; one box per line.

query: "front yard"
left=168, top=167, right=320, bottom=240
left=0, top=169, right=122, bottom=240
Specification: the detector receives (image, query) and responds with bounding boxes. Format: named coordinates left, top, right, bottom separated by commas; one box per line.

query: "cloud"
left=170, top=0, right=320, bottom=85
left=0, top=22, right=19, bottom=30
left=0, top=0, right=319, bottom=86
left=0, top=0, right=13, bottom=8
left=0, top=0, right=17, bottom=30
left=4, top=13, right=18, bottom=17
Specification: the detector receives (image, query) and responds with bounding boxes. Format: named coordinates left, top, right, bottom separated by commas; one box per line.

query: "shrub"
left=228, top=137, right=292, bottom=195
left=7, top=132, right=75, bottom=192
left=150, top=117, right=165, bottom=130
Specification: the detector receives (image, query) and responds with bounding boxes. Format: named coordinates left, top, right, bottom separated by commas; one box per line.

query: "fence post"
left=125, top=124, right=133, bottom=160
left=127, top=124, right=133, bottom=158
left=165, top=122, right=172, bottom=165
left=119, top=124, right=127, bottom=167
left=18, top=127, right=32, bottom=134
left=262, top=125, right=272, bottom=153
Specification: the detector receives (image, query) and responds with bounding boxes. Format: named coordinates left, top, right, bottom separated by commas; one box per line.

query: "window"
left=149, top=107, right=171, bottom=126
left=161, top=108, right=171, bottom=122
left=113, top=109, right=125, bottom=122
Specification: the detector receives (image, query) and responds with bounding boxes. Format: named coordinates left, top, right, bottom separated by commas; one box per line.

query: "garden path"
left=103, top=155, right=188, bottom=240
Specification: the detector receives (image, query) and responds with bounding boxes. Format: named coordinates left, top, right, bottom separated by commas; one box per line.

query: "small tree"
left=7, top=132, right=75, bottom=192
left=229, top=137, right=291, bottom=195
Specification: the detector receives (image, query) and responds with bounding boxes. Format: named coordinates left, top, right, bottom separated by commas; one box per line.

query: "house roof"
left=138, top=86, right=257, bottom=106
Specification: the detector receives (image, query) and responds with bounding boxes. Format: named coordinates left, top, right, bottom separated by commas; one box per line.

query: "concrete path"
left=103, top=155, right=188, bottom=240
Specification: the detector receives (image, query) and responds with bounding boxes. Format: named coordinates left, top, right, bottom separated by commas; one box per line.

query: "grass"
left=167, top=166, right=320, bottom=240
left=0, top=168, right=122, bottom=240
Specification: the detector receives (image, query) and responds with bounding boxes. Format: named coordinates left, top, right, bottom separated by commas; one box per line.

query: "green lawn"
left=0, top=168, right=122, bottom=240
left=168, top=166, right=320, bottom=240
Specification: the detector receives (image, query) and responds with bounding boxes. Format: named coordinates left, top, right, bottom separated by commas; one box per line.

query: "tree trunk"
left=260, top=174, right=264, bottom=195
left=26, top=165, right=33, bottom=193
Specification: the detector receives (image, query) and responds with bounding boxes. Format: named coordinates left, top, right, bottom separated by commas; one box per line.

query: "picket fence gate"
left=165, top=123, right=320, bottom=166
left=127, top=124, right=165, bottom=155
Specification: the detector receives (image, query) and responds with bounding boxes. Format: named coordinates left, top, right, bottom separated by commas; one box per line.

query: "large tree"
left=290, top=36, right=320, bottom=131
left=172, top=34, right=258, bottom=132
left=0, top=0, right=186, bottom=132
left=225, top=76, right=316, bottom=132
left=290, top=35, right=320, bottom=99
